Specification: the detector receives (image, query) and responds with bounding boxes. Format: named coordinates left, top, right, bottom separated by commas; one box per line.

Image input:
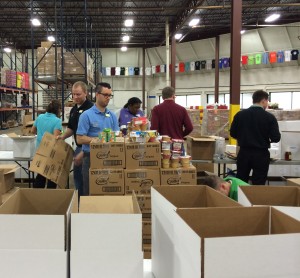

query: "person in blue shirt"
left=31, top=99, right=62, bottom=189
left=118, top=97, right=144, bottom=133
left=77, top=82, right=119, bottom=196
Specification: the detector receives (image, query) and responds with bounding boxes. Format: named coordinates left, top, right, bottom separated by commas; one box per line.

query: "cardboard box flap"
left=79, top=195, right=138, bottom=214
left=0, top=188, right=76, bottom=215
left=239, top=186, right=299, bottom=206
left=177, top=207, right=270, bottom=238
left=187, top=136, right=216, bottom=142
left=132, top=192, right=142, bottom=214
left=6, top=133, right=36, bottom=140
left=152, top=185, right=240, bottom=208
left=271, top=207, right=300, bottom=234
left=0, top=164, right=20, bottom=174
left=25, top=120, right=34, bottom=127
left=287, top=178, right=300, bottom=186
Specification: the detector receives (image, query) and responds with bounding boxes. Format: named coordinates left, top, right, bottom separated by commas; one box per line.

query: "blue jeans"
left=73, top=146, right=84, bottom=197
left=82, top=152, right=90, bottom=196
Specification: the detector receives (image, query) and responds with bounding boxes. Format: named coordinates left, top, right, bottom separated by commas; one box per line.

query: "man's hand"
left=74, top=151, right=84, bottom=166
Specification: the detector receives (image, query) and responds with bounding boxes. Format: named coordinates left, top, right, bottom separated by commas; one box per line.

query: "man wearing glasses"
left=77, top=82, right=119, bottom=195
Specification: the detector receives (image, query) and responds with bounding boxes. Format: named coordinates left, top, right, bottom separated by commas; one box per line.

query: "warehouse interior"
left=1, top=1, right=300, bottom=278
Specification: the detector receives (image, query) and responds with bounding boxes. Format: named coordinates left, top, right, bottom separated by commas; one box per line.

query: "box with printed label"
left=89, top=169, right=124, bottom=195
left=125, top=142, right=161, bottom=169
left=142, top=219, right=151, bottom=240
left=90, top=138, right=125, bottom=169
left=160, top=165, right=197, bottom=185
left=136, top=194, right=152, bottom=215
left=124, top=169, right=160, bottom=195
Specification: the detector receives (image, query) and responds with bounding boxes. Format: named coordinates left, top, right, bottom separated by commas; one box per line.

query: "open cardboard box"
left=238, top=185, right=300, bottom=221
left=0, top=188, right=78, bottom=278
left=151, top=185, right=241, bottom=278
left=186, top=136, right=216, bottom=160
left=174, top=206, right=300, bottom=278
left=7, top=133, right=36, bottom=158
left=71, top=194, right=143, bottom=278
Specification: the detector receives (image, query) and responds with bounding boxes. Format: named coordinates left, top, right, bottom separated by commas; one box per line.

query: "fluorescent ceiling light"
left=122, top=35, right=130, bottom=42
left=31, top=18, right=41, bottom=26
left=189, top=18, right=200, bottom=27
left=240, top=30, right=246, bottom=34
left=47, top=35, right=55, bottom=42
left=124, top=19, right=134, bottom=27
left=3, top=47, right=11, bottom=53
left=265, top=13, right=280, bottom=23
left=121, top=46, right=128, bottom=52
left=175, top=33, right=182, bottom=40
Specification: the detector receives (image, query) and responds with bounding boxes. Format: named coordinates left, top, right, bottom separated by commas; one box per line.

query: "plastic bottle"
left=285, top=147, right=292, bottom=161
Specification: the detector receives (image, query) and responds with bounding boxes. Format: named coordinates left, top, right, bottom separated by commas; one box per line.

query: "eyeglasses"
left=98, top=92, right=113, bottom=98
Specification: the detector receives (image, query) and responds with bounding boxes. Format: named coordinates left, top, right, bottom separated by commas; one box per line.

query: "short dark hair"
left=197, top=175, right=224, bottom=190
left=46, top=99, right=61, bottom=117
left=162, top=86, right=175, bottom=100
left=252, top=90, right=269, bottom=104
left=124, top=97, right=142, bottom=108
left=95, top=82, right=111, bottom=93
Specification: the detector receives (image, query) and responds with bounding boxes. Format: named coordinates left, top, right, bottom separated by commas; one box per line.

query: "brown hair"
left=46, top=99, right=61, bottom=117
left=162, top=86, right=175, bottom=100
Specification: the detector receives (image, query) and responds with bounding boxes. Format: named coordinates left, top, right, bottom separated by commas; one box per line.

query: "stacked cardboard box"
left=201, top=108, right=229, bottom=138
left=186, top=108, right=201, bottom=137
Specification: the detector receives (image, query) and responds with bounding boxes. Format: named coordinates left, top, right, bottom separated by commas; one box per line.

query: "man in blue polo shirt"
left=77, top=82, right=119, bottom=195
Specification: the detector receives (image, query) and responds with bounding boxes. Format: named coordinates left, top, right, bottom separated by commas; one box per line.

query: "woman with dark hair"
left=118, top=97, right=144, bottom=127
left=31, top=99, right=62, bottom=189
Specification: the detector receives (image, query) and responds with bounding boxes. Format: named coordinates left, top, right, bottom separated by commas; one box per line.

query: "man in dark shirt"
left=150, top=86, right=193, bottom=140
left=58, top=81, right=93, bottom=196
left=230, top=90, right=281, bottom=185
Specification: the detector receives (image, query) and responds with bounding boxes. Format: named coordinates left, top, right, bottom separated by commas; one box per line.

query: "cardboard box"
left=137, top=194, right=151, bottom=215
left=124, top=169, right=160, bottom=195
left=0, top=165, right=19, bottom=194
left=89, top=168, right=124, bottom=195
left=0, top=188, right=78, bottom=278
left=125, top=142, right=161, bottom=169
left=186, top=136, right=215, bottom=160
left=143, top=243, right=151, bottom=259
left=287, top=178, right=300, bottom=186
left=7, top=133, right=36, bottom=158
left=160, top=165, right=197, bottom=185
left=174, top=207, right=300, bottom=278
left=238, top=185, right=300, bottom=207
left=90, top=139, right=125, bottom=169
left=238, top=185, right=300, bottom=221
left=151, top=185, right=241, bottom=278
left=281, top=131, right=300, bottom=160
left=29, top=132, right=74, bottom=188
left=142, top=219, right=151, bottom=240
left=71, top=195, right=143, bottom=278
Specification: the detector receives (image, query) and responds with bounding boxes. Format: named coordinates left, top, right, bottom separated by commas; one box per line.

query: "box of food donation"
left=0, top=188, right=78, bottom=278
left=7, top=133, right=36, bottom=158
left=0, top=164, right=19, bottom=194
left=186, top=136, right=216, bottom=160
left=29, top=132, right=74, bottom=188
left=71, top=194, right=143, bottom=278
left=238, top=185, right=300, bottom=221
left=89, top=168, right=124, bottom=195
left=151, top=185, right=241, bottom=278
left=124, top=169, right=160, bottom=195
left=125, top=142, right=161, bottom=169
left=173, top=207, right=300, bottom=278
left=160, top=165, right=197, bottom=185
left=90, top=138, right=125, bottom=169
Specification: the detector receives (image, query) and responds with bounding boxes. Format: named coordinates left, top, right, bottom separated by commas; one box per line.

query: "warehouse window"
left=269, top=92, right=292, bottom=110
left=241, top=93, right=252, bottom=108
left=159, top=94, right=201, bottom=107
left=292, top=92, right=300, bottom=109
left=207, top=93, right=229, bottom=106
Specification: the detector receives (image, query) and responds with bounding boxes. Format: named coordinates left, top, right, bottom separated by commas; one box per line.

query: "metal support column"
left=171, top=36, right=176, bottom=89
left=30, top=0, right=35, bottom=120
left=229, top=0, right=242, bottom=144
left=214, top=36, right=220, bottom=103
left=142, top=47, right=146, bottom=112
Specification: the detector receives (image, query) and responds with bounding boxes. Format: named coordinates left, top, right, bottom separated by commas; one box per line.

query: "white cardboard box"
left=151, top=185, right=241, bottom=278
left=71, top=195, right=143, bottom=278
left=0, top=188, right=78, bottom=278
left=238, top=185, right=300, bottom=221
left=174, top=206, right=300, bottom=278
left=7, top=134, right=36, bottom=158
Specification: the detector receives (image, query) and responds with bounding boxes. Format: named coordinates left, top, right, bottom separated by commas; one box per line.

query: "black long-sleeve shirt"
left=230, top=106, right=281, bottom=149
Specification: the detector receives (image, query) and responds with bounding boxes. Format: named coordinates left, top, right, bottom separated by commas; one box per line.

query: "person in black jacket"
left=230, top=90, right=281, bottom=185
left=58, top=81, right=93, bottom=196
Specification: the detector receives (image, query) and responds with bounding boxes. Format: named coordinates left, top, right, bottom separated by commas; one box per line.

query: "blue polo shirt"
left=77, top=105, right=119, bottom=152
left=33, top=112, right=62, bottom=148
